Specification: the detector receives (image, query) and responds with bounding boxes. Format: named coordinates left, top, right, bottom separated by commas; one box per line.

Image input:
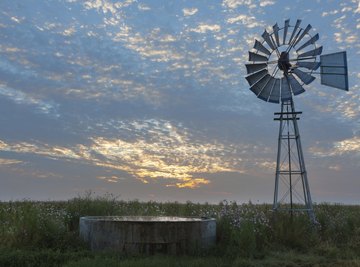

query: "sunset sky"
left=0, top=0, right=359, bottom=203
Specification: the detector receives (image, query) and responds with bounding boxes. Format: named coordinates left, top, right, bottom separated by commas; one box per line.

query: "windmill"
left=245, top=19, right=349, bottom=223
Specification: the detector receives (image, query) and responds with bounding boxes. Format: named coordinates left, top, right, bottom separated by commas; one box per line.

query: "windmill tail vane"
left=244, top=19, right=349, bottom=223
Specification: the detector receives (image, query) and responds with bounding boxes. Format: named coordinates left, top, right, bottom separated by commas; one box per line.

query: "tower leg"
left=273, top=99, right=316, bottom=223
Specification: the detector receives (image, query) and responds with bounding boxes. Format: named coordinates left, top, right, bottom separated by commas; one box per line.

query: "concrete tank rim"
left=79, top=215, right=216, bottom=223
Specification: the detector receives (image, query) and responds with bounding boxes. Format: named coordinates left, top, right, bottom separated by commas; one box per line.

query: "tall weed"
left=0, top=195, right=359, bottom=266
left=65, top=191, right=119, bottom=232
left=0, top=201, right=67, bottom=249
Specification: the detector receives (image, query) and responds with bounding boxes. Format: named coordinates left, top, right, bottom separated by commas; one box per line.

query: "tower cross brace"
left=273, top=99, right=316, bottom=223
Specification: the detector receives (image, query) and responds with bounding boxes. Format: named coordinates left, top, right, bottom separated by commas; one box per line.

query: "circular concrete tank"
left=79, top=216, right=216, bottom=254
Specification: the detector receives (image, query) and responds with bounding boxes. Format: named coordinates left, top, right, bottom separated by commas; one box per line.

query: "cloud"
left=334, top=32, right=343, bottom=43
left=0, top=116, right=280, bottom=188
left=10, top=16, right=23, bottom=24
left=189, top=23, right=221, bottom=33
left=97, top=175, right=124, bottom=183
left=0, top=158, right=22, bottom=165
left=329, top=164, right=341, bottom=171
left=333, top=136, right=360, bottom=155
left=355, top=0, right=360, bottom=13
left=227, top=14, right=263, bottom=28
left=0, top=46, right=22, bottom=53
left=183, top=8, right=198, bottom=16
left=326, top=3, right=359, bottom=50
left=323, top=90, right=360, bottom=121
left=345, top=34, right=357, bottom=43
left=0, top=85, right=59, bottom=117
left=138, top=4, right=151, bottom=11
left=0, top=58, right=36, bottom=77
left=336, top=96, right=360, bottom=120
left=87, top=119, right=239, bottom=187
left=83, top=0, right=135, bottom=14
left=322, top=10, right=339, bottom=17
left=62, top=26, right=77, bottom=36
left=309, top=136, right=360, bottom=157
left=167, top=178, right=210, bottom=189
left=113, top=25, right=183, bottom=63
left=259, top=1, right=275, bottom=7
left=0, top=139, right=80, bottom=160
left=222, top=0, right=255, bottom=9
left=0, top=119, right=244, bottom=188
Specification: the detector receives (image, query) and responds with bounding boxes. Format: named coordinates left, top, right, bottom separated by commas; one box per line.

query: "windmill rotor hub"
left=278, top=51, right=291, bottom=74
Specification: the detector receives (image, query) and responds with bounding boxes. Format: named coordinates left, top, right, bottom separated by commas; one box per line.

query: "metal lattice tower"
left=273, top=99, right=315, bottom=223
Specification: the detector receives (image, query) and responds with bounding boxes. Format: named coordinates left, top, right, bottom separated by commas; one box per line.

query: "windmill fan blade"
left=292, top=68, right=316, bottom=85
left=268, top=79, right=281, bottom=103
left=298, top=46, right=323, bottom=58
left=254, top=40, right=271, bottom=56
left=246, top=63, right=267, bottom=74
left=250, top=74, right=271, bottom=96
left=283, top=19, right=290, bottom=45
left=297, top=61, right=320, bottom=70
left=258, top=76, right=276, bottom=101
left=288, top=19, right=302, bottom=45
left=262, top=30, right=276, bottom=50
left=296, top=34, right=319, bottom=52
left=320, top=51, right=349, bottom=91
left=287, top=74, right=305, bottom=95
left=273, top=23, right=281, bottom=47
left=293, top=24, right=312, bottom=47
left=249, top=51, right=268, bottom=62
left=281, top=77, right=292, bottom=101
left=245, top=69, right=268, bottom=86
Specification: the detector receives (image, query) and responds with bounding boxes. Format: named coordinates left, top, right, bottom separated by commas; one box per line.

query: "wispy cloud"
left=227, top=14, right=263, bottom=28
left=0, top=119, right=239, bottom=188
left=0, top=119, right=275, bottom=188
left=0, top=158, right=22, bottom=165
left=97, top=175, right=124, bottom=183
left=183, top=8, right=198, bottom=16
left=0, top=85, right=59, bottom=117
left=83, top=0, right=135, bottom=14
left=189, top=24, right=221, bottom=33
left=259, top=1, right=275, bottom=7
left=222, top=0, right=255, bottom=9
left=87, top=119, right=240, bottom=187
left=309, top=136, right=360, bottom=158
left=138, top=3, right=151, bottom=11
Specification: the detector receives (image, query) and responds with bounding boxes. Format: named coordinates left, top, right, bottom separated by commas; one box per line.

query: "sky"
left=0, top=0, right=359, bottom=204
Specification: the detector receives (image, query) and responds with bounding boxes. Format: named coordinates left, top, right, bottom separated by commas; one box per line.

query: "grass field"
left=0, top=192, right=359, bottom=267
